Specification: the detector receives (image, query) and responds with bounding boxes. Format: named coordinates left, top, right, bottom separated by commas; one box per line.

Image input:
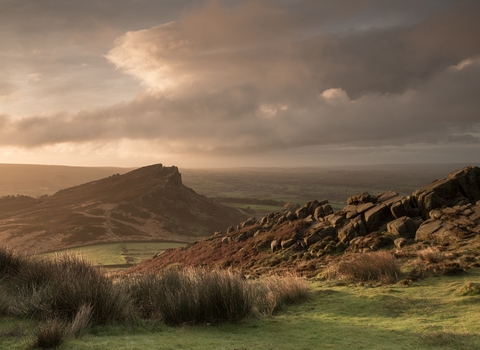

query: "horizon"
left=1, top=0, right=479, bottom=168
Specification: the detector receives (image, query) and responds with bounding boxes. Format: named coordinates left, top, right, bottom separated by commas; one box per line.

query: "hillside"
left=129, top=166, right=480, bottom=277
left=0, top=164, right=246, bottom=254
left=0, top=163, right=132, bottom=197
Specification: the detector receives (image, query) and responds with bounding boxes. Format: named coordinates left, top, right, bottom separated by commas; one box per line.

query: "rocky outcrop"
left=211, top=166, right=480, bottom=255
left=413, top=166, right=480, bottom=219
left=131, top=165, right=480, bottom=277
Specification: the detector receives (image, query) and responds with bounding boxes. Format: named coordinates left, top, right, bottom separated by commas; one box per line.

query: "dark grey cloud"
left=0, top=0, right=479, bottom=165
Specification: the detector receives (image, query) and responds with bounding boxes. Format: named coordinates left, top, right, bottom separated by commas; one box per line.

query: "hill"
left=0, top=163, right=133, bottom=197
left=0, top=164, right=246, bottom=254
left=129, top=165, right=480, bottom=277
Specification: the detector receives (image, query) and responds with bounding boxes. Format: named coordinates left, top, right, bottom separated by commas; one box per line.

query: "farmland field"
left=40, top=241, right=187, bottom=267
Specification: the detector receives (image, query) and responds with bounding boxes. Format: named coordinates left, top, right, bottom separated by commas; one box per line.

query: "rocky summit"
left=129, top=166, right=480, bottom=277
left=0, top=164, right=246, bottom=254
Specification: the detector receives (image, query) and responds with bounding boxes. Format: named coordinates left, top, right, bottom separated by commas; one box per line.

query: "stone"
left=281, top=238, right=297, bottom=249
left=296, top=206, right=309, bottom=220
left=271, top=240, right=280, bottom=252
left=285, top=211, right=297, bottom=221
left=415, top=219, right=444, bottom=241
left=338, top=222, right=358, bottom=243
left=390, top=201, right=408, bottom=219
left=356, top=202, right=375, bottom=214
left=448, top=166, right=480, bottom=202
left=347, top=192, right=376, bottom=205
left=304, top=232, right=323, bottom=246
left=377, top=191, right=401, bottom=206
left=364, top=203, right=392, bottom=232
left=387, top=216, right=417, bottom=239
left=394, top=237, right=408, bottom=248
left=241, top=217, right=257, bottom=228
left=328, top=213, right=347, bottom=228
left=321, top=204, right=334, bottom=216
left=314, top=206, right=325, bottom=220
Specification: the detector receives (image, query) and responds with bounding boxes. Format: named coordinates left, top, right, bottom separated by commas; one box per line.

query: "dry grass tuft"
left=457, top=281, right=480, bottom=296
left=329, top=251, right=401, bottom=283
left=31, top=318, right=66, bottom=349
left=417, top=247, right=444, bottom=263
left=252, top=275, right=310, bottom=315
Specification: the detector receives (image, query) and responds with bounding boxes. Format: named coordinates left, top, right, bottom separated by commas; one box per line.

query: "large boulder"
left=412, top=166, right=480, bottom=219
left=387, top=216, right=418, bottom=238
left=364, top=203, right=393, bottom=232
left=448, top=166, right=480, bottom=202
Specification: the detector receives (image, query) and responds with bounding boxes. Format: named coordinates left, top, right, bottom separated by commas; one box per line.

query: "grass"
left=0, top=248, right=311, bottom=348
left=1, top=268, right=479, bottom=349
left=40, top=241, right=186, bottom=266
left=326, top=251, right=401, bottom=284
left=0, top=267, right=468, bottom=350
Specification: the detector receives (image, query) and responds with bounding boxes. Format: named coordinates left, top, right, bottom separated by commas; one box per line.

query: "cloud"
left=1, top=0, right=479, bottom=161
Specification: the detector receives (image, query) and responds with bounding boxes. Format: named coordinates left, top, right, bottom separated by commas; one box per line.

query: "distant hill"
left=0, top=164, right=247, bottom=254
left=0, top=163, right=133, bottom=197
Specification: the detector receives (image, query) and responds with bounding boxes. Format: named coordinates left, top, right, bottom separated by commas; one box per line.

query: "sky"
left=0, top=0, right=479, bottom=168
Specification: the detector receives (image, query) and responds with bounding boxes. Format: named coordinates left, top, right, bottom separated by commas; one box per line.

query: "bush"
left=332, top=251, right=401, bottom=283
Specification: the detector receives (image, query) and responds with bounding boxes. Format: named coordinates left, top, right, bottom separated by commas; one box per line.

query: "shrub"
left=333, top=251, right=401, bottom=283
left=31, top=318, right=66, bottom=349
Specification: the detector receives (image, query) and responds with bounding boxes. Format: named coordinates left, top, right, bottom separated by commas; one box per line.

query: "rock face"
left=412, top=166, right=480, bottom=219
left=129, top=165, right=480, bottom=277
left=0, top=164, right=247, bottom=254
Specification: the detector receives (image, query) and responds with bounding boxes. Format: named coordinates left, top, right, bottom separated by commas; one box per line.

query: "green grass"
left=40, top=241, right=186, bottom=266
left=2, top=268, right=479, bottom=349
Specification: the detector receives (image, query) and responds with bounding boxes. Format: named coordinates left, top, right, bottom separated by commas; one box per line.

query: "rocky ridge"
left=129, top=166, right=480, bottom=277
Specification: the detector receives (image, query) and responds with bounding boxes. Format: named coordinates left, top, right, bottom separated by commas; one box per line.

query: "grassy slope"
left=2, top=269, right=479, bottom=350
left=40, top=242, right=187, bottom=266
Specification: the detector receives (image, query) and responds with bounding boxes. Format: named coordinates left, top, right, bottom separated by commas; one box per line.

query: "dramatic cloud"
left=0, top=0, right=479, bottom=166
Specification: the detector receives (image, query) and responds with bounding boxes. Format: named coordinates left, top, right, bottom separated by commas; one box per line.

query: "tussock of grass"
left=67, top=304, right=92, bottom=338
left=125, top=267, right=253, bottom=325
left=252, top=275, right=310, bottom=315
left=0, top=249, right=135, bottom=326
left=420, top=328, right=480, bottom=349
left=0, top=246, right=26, bottom=277
left=31, top=318, right=66, bottom=349
left=457, top=281, right=480, bottom=296
left=328, top=251, right=401, bottom=283
left=417, top=247, right=444, bottom=263
left=0, top=247, right=311, bottom=348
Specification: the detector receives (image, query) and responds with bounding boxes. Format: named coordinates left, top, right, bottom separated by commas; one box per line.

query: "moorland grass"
left=0, top=247, right=310, bottom=348
left=17, top=268, right=476, bottom=350
left=327, top=251, right=401, bottom=283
